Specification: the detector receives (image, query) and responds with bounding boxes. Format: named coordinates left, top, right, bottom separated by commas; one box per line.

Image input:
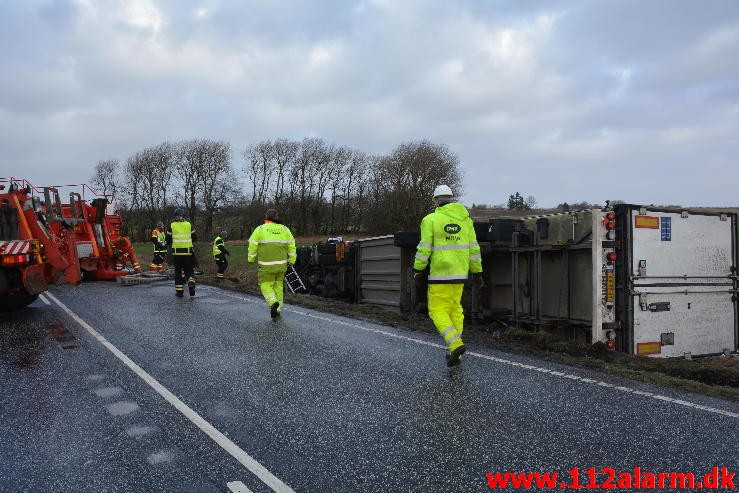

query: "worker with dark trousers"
left=167, top=208, right=197, bottom=298
left=150, top=221, right=167, bottom=271
left=413, top=185, right=483, bottom=367
left=212, top=230, right=230, bottom=280
left=248, top=209, right=296, bottom=318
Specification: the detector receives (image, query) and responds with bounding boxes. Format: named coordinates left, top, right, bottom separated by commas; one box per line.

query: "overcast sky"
left=2, top=0, right=738, bottom=208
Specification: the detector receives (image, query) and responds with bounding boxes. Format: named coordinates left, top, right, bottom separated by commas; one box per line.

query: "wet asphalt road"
left=1, top=280, right=738, bottom=493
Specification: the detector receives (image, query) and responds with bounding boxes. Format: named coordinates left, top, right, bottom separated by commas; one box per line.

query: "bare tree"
left=327, top=145, right=352, bottom=232
left=272, top=138, right=298, bottom=206
left=125, top=143, right=175, bottom=228
left=243, top=140, right=274, bottom=207
left=90, top=159, right=121, bottom=198
left=200, top=140, right=235, bottom=236
left=289, top=138, right=323, bottom=234
left=308, top=139, right=332, bottom=233
left=371, top=140, right=463, bottom=231
left=175, top=139, right=206, bottom=224
left=109, top=136, right=463, bottom=238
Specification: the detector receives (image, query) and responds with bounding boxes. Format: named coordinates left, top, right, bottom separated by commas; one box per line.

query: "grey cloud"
left=1, top=0, right=738, bottom=207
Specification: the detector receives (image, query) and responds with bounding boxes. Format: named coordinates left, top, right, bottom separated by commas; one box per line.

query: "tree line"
left=90, top=138, right=463, bottom=241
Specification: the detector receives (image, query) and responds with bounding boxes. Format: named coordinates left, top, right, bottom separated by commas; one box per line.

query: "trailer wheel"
left=0, top=290, right=39, bottom=311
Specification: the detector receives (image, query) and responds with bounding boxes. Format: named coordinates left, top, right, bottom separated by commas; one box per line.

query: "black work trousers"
left=215, top=254, right=228, bottom=277
left=153, top=251, right=166, bottom=266
left=173, top=255, right=194, bottom=291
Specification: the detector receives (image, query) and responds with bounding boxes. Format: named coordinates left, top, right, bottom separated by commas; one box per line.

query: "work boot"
left=175, top=291, right=184, bottom=298
left=188, top=280, right=196, bottom=296
left=446, top=344, right=466, bottom=367
left=270, top=302, right=280, bottom=319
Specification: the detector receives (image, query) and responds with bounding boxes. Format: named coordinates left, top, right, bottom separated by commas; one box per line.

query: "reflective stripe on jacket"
left=413, top=202, right=482, bottom=283
left=247, top=221, right=297, bottom=273
left=170, top=220, right=193, bottom=255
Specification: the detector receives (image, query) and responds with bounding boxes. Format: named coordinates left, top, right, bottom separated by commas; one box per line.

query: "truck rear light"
left=606, top=221, right=616, bottom=230
left=606, top=231, right=616, bottom=240
left=607, top=252, right=617, bottom=262
left=1, top=254, right=31, bottom=265
left=606, top=212, right=615, bottom=221
left=606, top=340, right=615, bottom=350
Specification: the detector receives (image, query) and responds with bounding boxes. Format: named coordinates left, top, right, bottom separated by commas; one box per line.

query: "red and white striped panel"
left=0, top=240, right=31, bottom=254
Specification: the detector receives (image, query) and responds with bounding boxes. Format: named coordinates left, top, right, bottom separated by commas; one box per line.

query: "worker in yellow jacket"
left=167, top=208, right=197, bottom=298
left=248, top=209, right=297, bottom=318
left=413, top=185, right=483, bottom=366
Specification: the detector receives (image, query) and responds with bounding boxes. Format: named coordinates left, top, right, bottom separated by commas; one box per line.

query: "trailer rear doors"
left=617, top=206, right=737, bottom=357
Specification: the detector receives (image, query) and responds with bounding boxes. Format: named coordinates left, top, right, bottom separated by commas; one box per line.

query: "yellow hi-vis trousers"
left=258, top=270, right=286, bottom=311
left=428, top=284, right=465, bottom=351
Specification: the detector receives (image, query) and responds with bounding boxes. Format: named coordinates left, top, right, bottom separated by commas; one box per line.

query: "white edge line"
left=38, top=293, right=51, bottom=305
left=227, top=480, right=255, bottom=493
left=221, top=291, right=739, bottom=420
left=44, top=291, right=296, bottom=493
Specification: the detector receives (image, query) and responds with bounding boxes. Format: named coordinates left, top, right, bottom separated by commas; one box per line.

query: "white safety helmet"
left=433, top=184, right=453, bottom=199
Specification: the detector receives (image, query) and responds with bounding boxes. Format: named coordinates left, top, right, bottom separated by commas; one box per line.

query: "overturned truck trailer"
left=483, top=206, right=738, bottom=357
left=393, top=205, right=738, bottom=358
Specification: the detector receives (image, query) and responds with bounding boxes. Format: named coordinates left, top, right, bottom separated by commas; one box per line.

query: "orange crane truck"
left=0, top=178, right=135, bottom=310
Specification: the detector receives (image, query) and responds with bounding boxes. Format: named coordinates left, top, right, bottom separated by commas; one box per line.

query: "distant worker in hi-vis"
left=413, top=185, right=484, bottom=366
left=150, top=221, right=167, bottom=271
left=247, top=209, right=296, bottom=318
left=167, top=208, right=197, bottom=298
left=212, top=230, right=230, bottom=280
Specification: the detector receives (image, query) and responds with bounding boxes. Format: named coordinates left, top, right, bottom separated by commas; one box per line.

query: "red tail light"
left=606, top=212, right=615, bottom=221
left=1, top=254, right=31, bottom=265
left=607, top=252, right=617, bottom=262
left=606, top=221, right=616, bottom=230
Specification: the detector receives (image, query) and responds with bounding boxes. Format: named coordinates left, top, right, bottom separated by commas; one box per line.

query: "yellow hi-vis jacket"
left=413, top=202, right=482, bottom=283
left=151, top=229, right=167, bottom=253
left=247, top=221, right=297, bottom=273
left=170, top=220, right=194, bottom=255
left=213, top=236, right=225, bottom=258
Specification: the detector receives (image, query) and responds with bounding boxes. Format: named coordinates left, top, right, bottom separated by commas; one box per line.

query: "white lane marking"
left=228, top=481, right=255, bottom=493
left=95, top=386, right=124, bottom=398
left=126, top=425, right=158, bottom=438
left=106, top=401, right=140, bottom=417
left=222, top=291, right=739, bottom=420
left=38, top=293, right=51, bottom=305
left=147, top=450, right=175, bottom=465
left=44, top=291, right=296, bottom=493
